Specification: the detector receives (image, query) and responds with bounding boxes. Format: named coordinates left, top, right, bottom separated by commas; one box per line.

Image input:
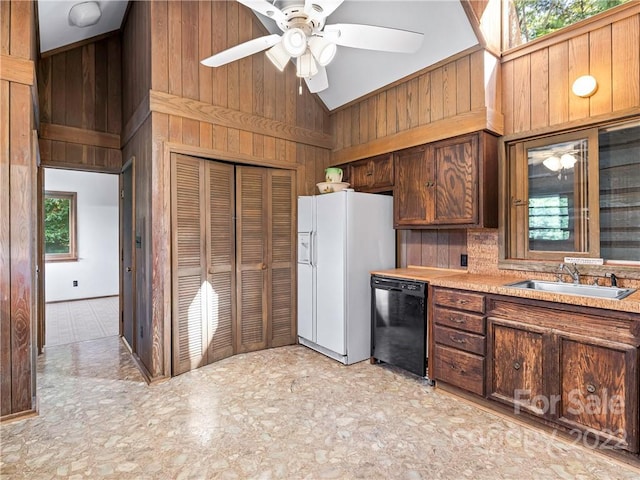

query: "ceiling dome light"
left=68, top=1, right=102, bottom=28
left=572, top=75, right=598, bottom=98
left=282, top=28, right=307, bottom=58
left=543, top=156, right=561, bottom=172
left=308, top=36, right=337, bottom=66
left=265, top=42, right=290, bottom=72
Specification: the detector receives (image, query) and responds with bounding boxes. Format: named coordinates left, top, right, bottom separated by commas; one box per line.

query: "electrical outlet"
left=460, top=254, right=468, bottom=267
left=73, top=280, right=78, bottom=287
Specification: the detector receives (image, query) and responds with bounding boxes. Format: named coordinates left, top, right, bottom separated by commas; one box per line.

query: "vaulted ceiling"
left=37, top=0, right=479, bottom=111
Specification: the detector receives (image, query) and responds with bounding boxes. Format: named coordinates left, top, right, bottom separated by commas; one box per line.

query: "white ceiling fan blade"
left=305, top=65, right=329, bottom=93
left=237, top=0, right=286, bottom=24
left=323, top=24, right=423, bottom=53
left=304, top=0, right=344, bottom=20
left=201, top=34, right=281, bottom=67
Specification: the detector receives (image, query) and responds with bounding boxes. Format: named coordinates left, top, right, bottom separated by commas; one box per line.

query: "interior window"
left=44, top=191, right=77, bottom=262
left=505, top=120, right=640, bottom=267
left=505, top=0, right=631, bottom=49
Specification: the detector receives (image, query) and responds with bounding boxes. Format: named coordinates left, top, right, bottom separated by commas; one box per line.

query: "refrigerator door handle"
left=311, top=231, right=317, bottom=267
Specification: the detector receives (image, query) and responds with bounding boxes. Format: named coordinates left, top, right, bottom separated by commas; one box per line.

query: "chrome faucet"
left=557, top=263, right=580, bottom=284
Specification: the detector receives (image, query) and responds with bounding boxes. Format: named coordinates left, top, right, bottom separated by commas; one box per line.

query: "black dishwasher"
left=371, top=275, right=427, bottom=377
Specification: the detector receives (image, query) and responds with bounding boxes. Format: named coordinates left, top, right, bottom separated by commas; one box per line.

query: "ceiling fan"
left=200, top=0, right=424, bottom=94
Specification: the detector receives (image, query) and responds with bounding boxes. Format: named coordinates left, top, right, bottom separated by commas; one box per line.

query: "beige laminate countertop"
left=371, top=267, right=640, bottom=315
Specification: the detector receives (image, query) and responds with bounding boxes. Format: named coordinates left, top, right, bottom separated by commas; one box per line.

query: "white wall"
left=45, top=169, right=119, bottom=302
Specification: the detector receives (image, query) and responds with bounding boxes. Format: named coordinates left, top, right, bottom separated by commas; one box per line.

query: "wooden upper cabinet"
left=349, top=153, right=394, bottom=192
left=394, top=132, right=498, bottom=229
left=393, top=145, right=429, bottom=224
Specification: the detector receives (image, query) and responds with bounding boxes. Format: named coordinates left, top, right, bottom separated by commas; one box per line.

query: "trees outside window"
left=45, top=191, right=77, bottom=261
left=507, top=0, right=629, bottom=48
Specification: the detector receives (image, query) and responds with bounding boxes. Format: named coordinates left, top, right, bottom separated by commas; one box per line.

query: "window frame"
left=499, top=119, right=640, bottom=279
left=44, top=190, right=78, bottom=262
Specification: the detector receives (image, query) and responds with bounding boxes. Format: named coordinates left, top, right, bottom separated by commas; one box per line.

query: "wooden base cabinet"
left=486, top=299, right=639, bottom=453
left=432, top=288, right=486, bottom=396
left=557, top=335, right=638, bottom=451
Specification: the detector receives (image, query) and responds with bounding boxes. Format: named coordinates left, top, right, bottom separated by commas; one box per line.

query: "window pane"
left=44, top=191, right=76, bottom=261
left=507, top=0, right=630, bottom=49
left=599, top=124, right=640, bottom=262
left=527, top=139, right=589, bottom=252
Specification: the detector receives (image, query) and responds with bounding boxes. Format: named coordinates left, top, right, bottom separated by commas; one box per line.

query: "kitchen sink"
left=505, top=279, right=636, bottom=300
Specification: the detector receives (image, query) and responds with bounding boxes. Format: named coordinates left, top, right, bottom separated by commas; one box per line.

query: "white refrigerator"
left=297, top=190, right=395, bottom=364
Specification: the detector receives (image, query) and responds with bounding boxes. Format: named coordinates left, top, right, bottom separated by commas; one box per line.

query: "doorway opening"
left=41, top=168, right=120, bottom=348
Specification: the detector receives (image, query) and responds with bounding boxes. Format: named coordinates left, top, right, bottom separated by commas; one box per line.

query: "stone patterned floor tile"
left=2, top=337, right=640, bottom=479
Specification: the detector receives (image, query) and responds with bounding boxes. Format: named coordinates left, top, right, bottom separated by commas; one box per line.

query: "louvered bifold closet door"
left=207, top=162, right=236, bottom=362
left=172, top=154, right=208, bottom=375
left=268, top=170, right=297, bottom=347
left=236, top=166, right=269, bottom=353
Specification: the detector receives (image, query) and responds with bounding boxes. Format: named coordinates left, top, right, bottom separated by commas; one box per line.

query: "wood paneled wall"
left=399, top=230, right=468, bottom=270
left=502, top=4, right=640, bottom=138
left=330, top=45, right=502, bottom=271
left=38, top=35, right=122, bottom=172
left=0, top=0, right=38, bottom=420
left=148, top=0, right=331, bottom=191
left=120, top=1, right=332, bottom=380
left=330, top=47, right=502, bottom=164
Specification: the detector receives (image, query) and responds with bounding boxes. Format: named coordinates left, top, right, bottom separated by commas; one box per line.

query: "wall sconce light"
left=68, top=1, right=102, bottom=28
left=572, top=75, right=598, bottom=98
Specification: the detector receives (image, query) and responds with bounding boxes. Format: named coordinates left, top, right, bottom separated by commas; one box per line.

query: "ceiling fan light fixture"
left=296, top=50, right=318, bottom=79
left=282, top=28, right=307, bottom=58
left=308, top=36, right=336, bottom=66
left=265, top=42, right=290, bottom=72
left=68, top=1, right=102, bottom=28
left=543, top=156, right=561, bottom=172
left=560, top=153, right=577, bottom=169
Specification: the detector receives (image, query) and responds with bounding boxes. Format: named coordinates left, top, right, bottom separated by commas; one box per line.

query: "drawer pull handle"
left=513, top=361, right=521, bottom=370
left=586, top=384, right=596, bottom=394
left=459, top=300, right=468, bottom=304
left=451, top=336, right=467, bottom=344
left=452, top=318, right=465, bottom=323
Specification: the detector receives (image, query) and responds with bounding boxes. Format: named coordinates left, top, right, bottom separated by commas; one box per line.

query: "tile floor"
left=2, top=337, right=640, bottom=479
left=45, top=297, right=119, bottom=347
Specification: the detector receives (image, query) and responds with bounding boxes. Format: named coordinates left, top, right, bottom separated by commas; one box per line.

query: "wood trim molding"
left=0, top=55, right=34, bottom=85
left=331, top=108, right=490, bottom=164
left=40, top=123, right=120, bottom=149
left=39, top=30, right=120, bottom=58
left=149, top=90, right=334, bottom=150
left=500, top=107, right=640, bottom=143
left=163, top=141, right=299, bottom=171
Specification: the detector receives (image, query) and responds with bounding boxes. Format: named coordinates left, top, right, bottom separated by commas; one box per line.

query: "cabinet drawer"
left=434, top=344, right=485, bottom=396
left=434, top=325, right=485, bottom=356
left=433, top=306, right=485, bottom=334
left=433, top=288, right=485, bottom=313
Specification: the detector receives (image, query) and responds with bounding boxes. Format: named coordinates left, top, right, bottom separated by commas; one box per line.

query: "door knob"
left=126, top=266, right=132, bottom=272
left=261, top=263, right=268, bottom=270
